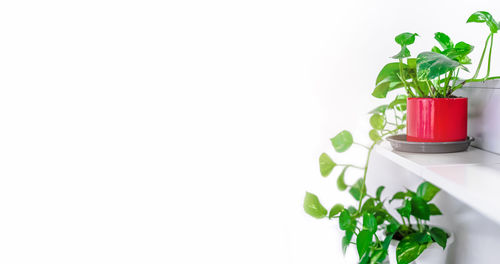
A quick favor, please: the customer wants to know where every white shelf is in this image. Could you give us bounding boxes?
[375,143,500,224]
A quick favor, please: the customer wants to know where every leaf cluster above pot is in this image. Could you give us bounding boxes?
[372,11,500,99]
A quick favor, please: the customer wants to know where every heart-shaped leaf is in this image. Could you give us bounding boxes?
[329,203,344,219]
[369,105,388,114]
[417,181,440,202]
[370,114,386,130]
[429,203,442,215]
[369,129,381,142]
[361,198,376,214]
[339,210,355,231]
[342,231,353,255]
[467,11,499,33]
[349,178,367,201]
[330,130,353,153]
[390,191,406,203]
[410,197,430,220]
[395,32,419,45]
[396,236,429,264]
[430,227,448,250]
[376,62,408,84]
[397,199,412,218]
[434,32,454,50]
[337,166,348,191]
[303,192,328,219]
[356,230,373,258]
[362,213,377,233]
[392,46,411,59]
[319,153,336,177]
[417,51,468,81]
[442,41,474,64]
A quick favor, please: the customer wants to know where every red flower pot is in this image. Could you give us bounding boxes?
[406,98,468,142]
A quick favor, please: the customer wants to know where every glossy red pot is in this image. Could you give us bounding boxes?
[406,98,467,142]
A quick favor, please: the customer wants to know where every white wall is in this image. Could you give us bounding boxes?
[1,1,500,263]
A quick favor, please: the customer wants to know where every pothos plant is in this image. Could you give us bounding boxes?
[304,116,445,264]
[303,10,499,264]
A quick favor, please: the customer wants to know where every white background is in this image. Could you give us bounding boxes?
[0,1,499,263]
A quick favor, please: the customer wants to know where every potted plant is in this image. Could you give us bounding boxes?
[305,181,450,264]
[304,11,499,264]
[372,11,500,142]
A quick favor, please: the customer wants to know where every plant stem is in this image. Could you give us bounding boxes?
[443,71,452,96]
[398,58,415,97]
[426,80,435,98]
[473,33,492,79]
[486,34,494,79]
[451,69,460,92]
[357,143,376,211]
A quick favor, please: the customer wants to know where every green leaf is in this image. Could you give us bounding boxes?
[410,197,430,220]
[413,232,432,244]
[336,166,348,191]
[371,80,404,98]
[387,222,400,234]
[467,11,499,33]
[374,211,386,225]
[363,213,377,233]
[303,192,328,219]
[328,204,344,219]
[392,46,411,59]
[349,178,366,201]
[395,32,419,46]
[342,230,353,255]
[442,41,474,64]
[429,203,443,215]
[369,129,381,142]
[434,32,454,50]
[376,62,407,84]
[361,198,376,214]
[369,105,388,114]
[347,206,357,215]
[319,153,336,177]
[396,237,428,264]
[389,191,406,203]
[397,199,412,218]
[356,230,373,258]
[376,186,385,200]
[417,51,468,81]
[407,58,417,69]
[330,130,353,153]
[405,189,417,198]
[416,182,440,202]
[339,210,354,231]
[370,114,386,130]
[431,46,442,53]
[388,98,407,110]
[430,227,448,250]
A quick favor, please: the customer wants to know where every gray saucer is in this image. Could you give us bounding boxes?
[386,135,474,153]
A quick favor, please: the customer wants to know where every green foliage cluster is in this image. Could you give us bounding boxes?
[305,114,446,263]
[372,11,500,99]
